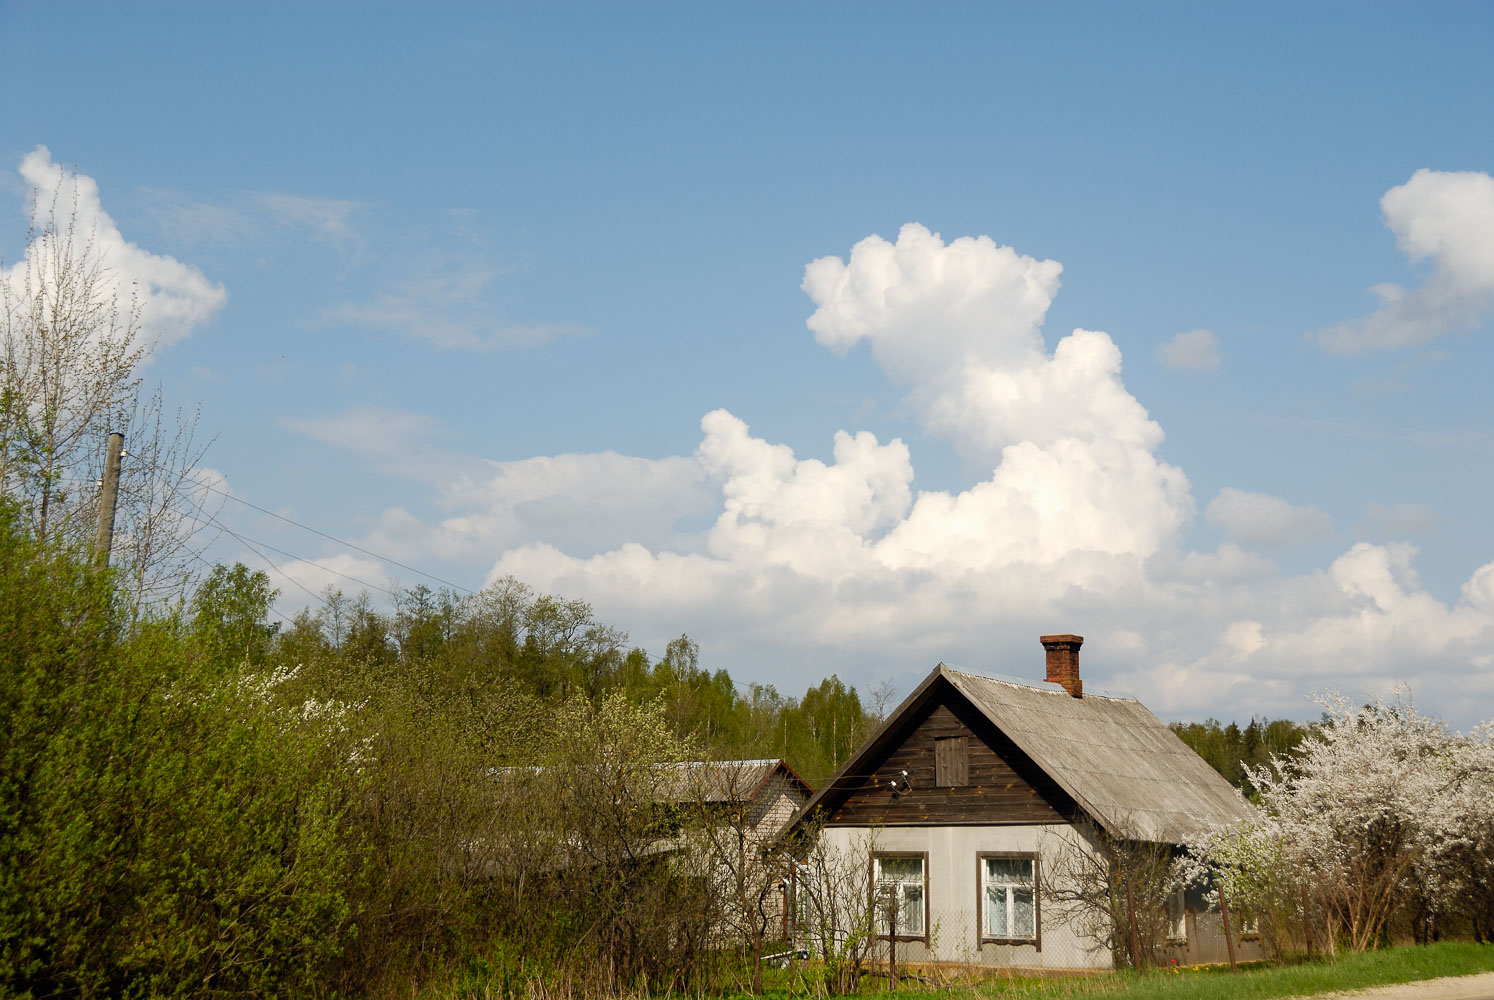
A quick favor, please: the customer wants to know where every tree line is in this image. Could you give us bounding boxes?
[0,506,887,997]
[1169,716,1311,797]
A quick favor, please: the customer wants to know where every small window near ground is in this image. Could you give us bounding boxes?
[873,854,926,937]
[982,856,1037,941]
[934,736,969,786]
[1166,887,1187,943]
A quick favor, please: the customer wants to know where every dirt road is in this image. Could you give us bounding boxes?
[1302,972,1494,1000]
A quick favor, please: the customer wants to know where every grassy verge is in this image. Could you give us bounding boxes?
[417,942,1494,999]
[932,941,1494,1000]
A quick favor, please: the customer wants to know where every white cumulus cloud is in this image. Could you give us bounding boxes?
[1317,169,1494,355]
[5,147,227,354]
[259,553,392,614]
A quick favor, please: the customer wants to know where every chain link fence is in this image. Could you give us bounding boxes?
[787,902,1264,978]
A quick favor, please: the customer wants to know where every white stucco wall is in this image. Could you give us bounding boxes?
[816,823,1114,971]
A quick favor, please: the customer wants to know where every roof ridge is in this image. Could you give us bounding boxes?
[941,663,1138,702]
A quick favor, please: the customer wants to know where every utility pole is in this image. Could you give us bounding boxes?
[93,432,124,567]
[1126,872,1143,969]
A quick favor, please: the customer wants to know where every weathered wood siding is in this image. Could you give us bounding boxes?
[822,691,1075,826]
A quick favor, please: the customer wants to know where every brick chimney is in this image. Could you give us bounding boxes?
[1040,634,1084,698]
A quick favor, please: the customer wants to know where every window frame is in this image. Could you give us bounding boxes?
[1166,886,1188,944]
[977,851,1041,950]
[869,851,930,943]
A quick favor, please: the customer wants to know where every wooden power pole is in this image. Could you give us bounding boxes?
[1126,873,1143,969]
[1220,893,1238,971]
[93,432,124,567]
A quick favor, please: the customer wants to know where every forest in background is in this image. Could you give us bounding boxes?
[1169,718,1310,797]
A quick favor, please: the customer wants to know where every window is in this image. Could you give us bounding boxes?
[1166,887,1187,943]
[1239,913,1260,939]
[982,856,1037,941]
[873,854,926,937]
[934,736,969,786]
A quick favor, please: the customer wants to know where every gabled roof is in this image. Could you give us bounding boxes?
[656,758,813,804]
[495,758,811,806]
[797,664,1254,844]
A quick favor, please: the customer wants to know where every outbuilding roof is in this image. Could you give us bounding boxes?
[656,758,812,804]
[798,663,1254,844]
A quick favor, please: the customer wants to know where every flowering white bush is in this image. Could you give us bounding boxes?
[1188,690,1494,952]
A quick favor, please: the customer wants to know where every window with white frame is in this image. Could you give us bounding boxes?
[873,854,925,937]
[1166,887,1187,943]
[982,856,1037,941]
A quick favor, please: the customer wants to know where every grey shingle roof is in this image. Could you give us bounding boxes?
[939,667,1255,843]
[796,664,1254,844]
[655,759,812,803]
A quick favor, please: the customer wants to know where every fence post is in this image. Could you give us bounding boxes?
[1220,893,1238,971]
[1301,883,1316,958]
[1125,873,1143,970]
[888,889,898,990]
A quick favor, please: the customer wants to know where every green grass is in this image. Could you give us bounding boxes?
[936,941,1494,1000]
[421,941,1494,1000]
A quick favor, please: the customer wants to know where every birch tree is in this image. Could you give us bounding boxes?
[1,182,143,542]
[2,164,214,612]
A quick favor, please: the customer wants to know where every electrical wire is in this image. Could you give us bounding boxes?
[200,508,400,600]
[189,478,475,595]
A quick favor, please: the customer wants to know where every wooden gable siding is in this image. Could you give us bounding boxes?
[822,687,1075,827]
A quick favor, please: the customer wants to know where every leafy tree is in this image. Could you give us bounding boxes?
[0,513,357,997]
[1170,716,1309,796]
[1,166,212,615]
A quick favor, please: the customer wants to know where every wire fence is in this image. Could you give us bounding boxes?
[789,903,1267,978]
[868,903,1110,974]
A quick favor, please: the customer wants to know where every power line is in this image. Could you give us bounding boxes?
[163,466,687,667]
[191,502,401,601]
[189,479,475,595]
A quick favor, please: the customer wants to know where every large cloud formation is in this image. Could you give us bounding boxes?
[1317,169,1494,355]
[449,221,1491,723]
[284,190,1493,725]
[5,147,227,354]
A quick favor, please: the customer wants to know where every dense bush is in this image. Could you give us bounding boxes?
[0,506,358,997]
[0,500,883,997]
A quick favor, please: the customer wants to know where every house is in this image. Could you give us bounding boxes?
[494,756,811,852]
[657,758,813,844]
[787,634,1261,971]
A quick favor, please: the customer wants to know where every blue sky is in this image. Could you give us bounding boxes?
[4,2,1493,726]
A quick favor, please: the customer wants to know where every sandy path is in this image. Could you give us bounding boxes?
[1297,972,1494,1000]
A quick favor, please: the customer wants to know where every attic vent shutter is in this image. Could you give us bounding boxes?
[934,736,969,787]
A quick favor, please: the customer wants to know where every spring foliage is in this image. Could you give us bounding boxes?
[0,498,881,997]
[1185,693,1494,953]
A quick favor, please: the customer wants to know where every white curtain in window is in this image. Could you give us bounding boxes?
[983,857,1035,939]
[875,857,925,936]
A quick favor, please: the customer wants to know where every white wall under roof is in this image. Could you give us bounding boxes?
[818,822,1114,970]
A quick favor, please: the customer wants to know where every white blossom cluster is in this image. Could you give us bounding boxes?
[1185,692,1494,952]
[237,662,374,767]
